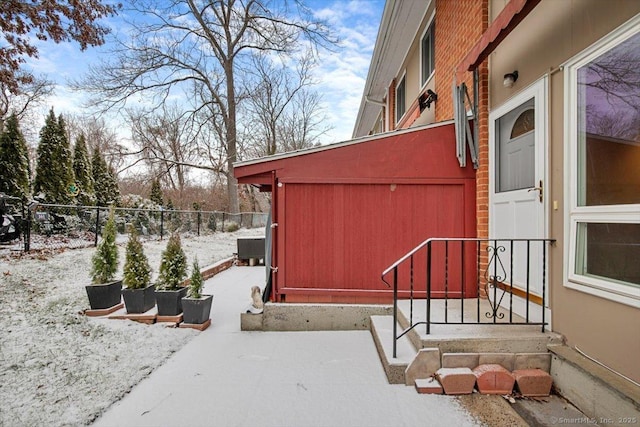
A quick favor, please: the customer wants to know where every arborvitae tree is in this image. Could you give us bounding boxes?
[91,147,107,205]
[156,232,187,290]
[90,206,118,283]
[92,147,120,206]
[0,113,30,198]
[105,164,120,206]
[33,108,74,204]
[123,224,151,290]
[149,178,163,206]
[33,108,57,200]
[188,258,203,299]
[56,114,74,199]
[72,134,95,206]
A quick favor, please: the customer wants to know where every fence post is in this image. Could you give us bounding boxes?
[94,207,100,247]
[23,199,31,252]
[160,209,164,240]
[222,212,226,232]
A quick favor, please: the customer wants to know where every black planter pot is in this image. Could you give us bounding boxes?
[85,280,122,310]
[122,285,156,314]
[182,295,213,324]
[155,287,188,316]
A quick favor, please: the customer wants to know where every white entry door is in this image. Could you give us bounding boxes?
[489,78,548,320]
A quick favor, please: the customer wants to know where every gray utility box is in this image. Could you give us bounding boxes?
[237,237,265,261]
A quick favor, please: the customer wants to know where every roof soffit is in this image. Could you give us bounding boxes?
[353,0,430,137]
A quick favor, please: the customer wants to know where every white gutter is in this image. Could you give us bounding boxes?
[352,0,397,138]
[365,96,386,106]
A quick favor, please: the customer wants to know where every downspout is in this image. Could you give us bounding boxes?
[270,170,278,302]
[473,67,480,168]
[365,96,386,133]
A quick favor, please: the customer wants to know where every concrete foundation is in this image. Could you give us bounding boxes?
[259,303,392,331]
[240,312,263,331]
[549,345,640,423]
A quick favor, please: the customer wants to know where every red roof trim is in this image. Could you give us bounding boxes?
[456,0,541,77]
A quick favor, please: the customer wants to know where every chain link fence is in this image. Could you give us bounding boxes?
[0,198,268,254]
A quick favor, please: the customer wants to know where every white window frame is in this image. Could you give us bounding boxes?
[396,72,406,124]
[420,12,436,89]
[563,14,640,308]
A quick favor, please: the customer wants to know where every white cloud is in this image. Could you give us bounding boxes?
[24,1,383,149]
[311,0,383,143]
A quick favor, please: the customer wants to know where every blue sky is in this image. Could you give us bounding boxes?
[25,0,385,146]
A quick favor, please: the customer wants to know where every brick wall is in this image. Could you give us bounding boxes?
[434,0,489,296]
[434,0,487,121]
[434,0,489,247]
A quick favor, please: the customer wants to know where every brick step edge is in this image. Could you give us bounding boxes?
[415,377,443,394]
[179,319,212,331]
[422,366,553,397]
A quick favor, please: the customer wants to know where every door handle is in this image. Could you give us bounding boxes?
[528,180,543,203]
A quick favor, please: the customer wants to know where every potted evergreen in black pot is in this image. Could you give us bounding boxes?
[155,232,188,316]
[121,225,155,313]
[182,258,213,328]
[86,207,122,311]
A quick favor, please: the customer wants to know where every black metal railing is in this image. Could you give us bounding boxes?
[381,238,556,358]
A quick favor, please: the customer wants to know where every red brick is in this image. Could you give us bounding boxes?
[513,369,553,397]
[436,367,476,395]
[435,0,487,122]
[473,364,515,395]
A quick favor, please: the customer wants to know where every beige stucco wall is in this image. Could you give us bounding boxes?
[489,0,640,383]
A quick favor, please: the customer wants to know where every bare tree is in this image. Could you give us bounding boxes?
[74,0,336,213]
[243,51,317,157]
[0,75,55,133]
[278,88,329,152]
[128,105,200,192]
[64,114,127,173]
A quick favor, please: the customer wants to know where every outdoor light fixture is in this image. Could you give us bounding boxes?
[420,89,438,111]
[503,70,519,88]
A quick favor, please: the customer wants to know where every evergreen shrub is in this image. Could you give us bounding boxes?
[156,232,187,290]
[188,258,204,299]
[90,206,118,283]
[122,224,151,289]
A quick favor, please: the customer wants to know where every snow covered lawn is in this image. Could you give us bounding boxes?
[0,228,262,427]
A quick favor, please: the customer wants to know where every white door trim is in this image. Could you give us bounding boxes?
[489,77,549,239]
[488,77,550,326]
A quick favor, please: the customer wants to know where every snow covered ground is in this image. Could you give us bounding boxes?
[0,228,263,427]
[92,266,483,427]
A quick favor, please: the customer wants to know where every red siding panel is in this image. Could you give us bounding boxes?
[279,182,477,300]
[235,123,477,303]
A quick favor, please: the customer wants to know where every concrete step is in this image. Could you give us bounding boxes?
[396,299,564,353]
[372,312,561,386]
[370,315,417,384]
[396,311,563,353]
[418,327,563,353]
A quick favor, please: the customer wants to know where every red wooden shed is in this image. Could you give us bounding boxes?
[234,121,477,303]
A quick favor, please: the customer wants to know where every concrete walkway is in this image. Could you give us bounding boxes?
[92,266,481,427]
